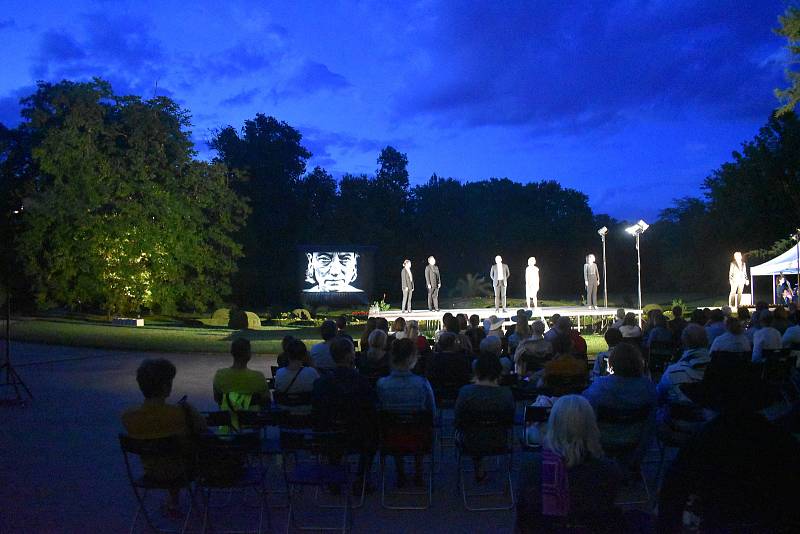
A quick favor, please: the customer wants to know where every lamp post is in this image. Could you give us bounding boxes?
[597,226,608,308]
[625,219,649,326]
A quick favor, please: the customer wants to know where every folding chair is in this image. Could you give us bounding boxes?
[455,413,515,511]
[595,404,653,506]
[647,341,675,378]
[655,401,708,489]
[378,410,435,510]
[521,404,551,451]
[118,434,194,534]
[195,433,270,534]
[280,428,352,532]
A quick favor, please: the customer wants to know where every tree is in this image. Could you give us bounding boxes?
[776,6,800,115]
[211,114,311,305]
[10,79,247,315]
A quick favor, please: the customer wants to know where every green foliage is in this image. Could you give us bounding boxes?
[291,308,312,320]
[669,299,688,318]
[776,7,800,115]
[209,308,231,326]
[371,299,391,312]
[642,303,663,314]
[228,309,261,330]
[8,80,247,315]
[747,237,795,265]
[450,273,492,298]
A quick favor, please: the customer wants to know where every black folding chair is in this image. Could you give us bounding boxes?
[521,404,551,451]
[377,411,435,510]
[118,434,194,534]
[647,341,676,377]
[455,413,515,511]
[195,433,270,534]
[595,404,653,505]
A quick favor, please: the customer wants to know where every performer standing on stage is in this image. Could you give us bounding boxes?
[401,259,414,313]
[490,255,510,313]
[728,251,749,308]
[525,257,540,309]
[425,256,441,312]
[583,254,600,310]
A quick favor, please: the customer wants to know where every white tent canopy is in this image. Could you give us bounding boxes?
[750,243,800,276]
[748,243,800,304]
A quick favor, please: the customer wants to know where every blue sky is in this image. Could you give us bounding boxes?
[0,0,791,220]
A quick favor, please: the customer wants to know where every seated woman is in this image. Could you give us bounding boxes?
[121,358,208,517]
[454,353,515,482]
[390,317,407,340]
[356,329,391,384]
[405,319,430,354]
[516,395,624,533]
[514,321,553,379]
[213,338,269,413]
[376,338,435,487]
[274,339,320,414]
[618,312,642,339]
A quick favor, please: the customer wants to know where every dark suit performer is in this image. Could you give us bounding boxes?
[490,255,510,313]
[401,259,414,313]
[583,254,600,310]
[425,256,442,311]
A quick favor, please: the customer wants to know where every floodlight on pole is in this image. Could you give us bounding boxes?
[597,226,608,308]
[625,220,649,325]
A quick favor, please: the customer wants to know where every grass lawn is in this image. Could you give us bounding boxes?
[6,317,322,354]
[6,316,612,357]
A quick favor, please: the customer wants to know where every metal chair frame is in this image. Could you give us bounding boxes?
[455,416,515,511]
[595,405,653,506]
[377,411,435,510]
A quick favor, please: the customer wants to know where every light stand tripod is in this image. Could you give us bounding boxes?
[1,259,33,406]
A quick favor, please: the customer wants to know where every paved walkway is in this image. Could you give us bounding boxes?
[1,342,519,533]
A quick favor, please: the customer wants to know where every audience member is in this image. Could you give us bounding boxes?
[516,395,624,532]
[478,335,513,374]
[359,317,378,355]
[212,338,269,410]
[543,314,562,342]
[658,359,800,532]
[508,309,532,353]
[558,316,587,357]
[312,337,378,492]
[454,353,515,482]
[657,324,710,408]
[336,315,353,343]
[427,332,473,392]
[376,338,435,487]
[781,316,800,348]
[457,313,469,334]
[591,328,622,380]
[737,306,751,328]
[466,314,486,351]
[618,312,642,339]
[276,334,296,368]
[514,322,554,378]
[611,308,626,329]
[582,343,656,412]
[356,329,391,381]
[405,319,429,353]
[122,358,208,515]
[483,315,505,339]
[772,305,790,334]
[274,339,319,414]
[751,310,782,362]
[645,312,672,348]
[708,317,750,353]
[310,320,338,370]
[704,309,726,346]
[689,308,706,326]
[391,317,407,340]
[668,306,688,340]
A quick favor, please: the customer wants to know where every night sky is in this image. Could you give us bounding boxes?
[0,0,789,220]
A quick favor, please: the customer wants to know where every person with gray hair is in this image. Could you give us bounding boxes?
[515,395,624,531]
[709,317,751,353]
[513,322,553,378]
[478,335,513,374]
[751,310,782,362]
[656,324,711,406]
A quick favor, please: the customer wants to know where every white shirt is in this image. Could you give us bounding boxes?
[619,325,642,338]
[752,327,782,362]
[709,332,751,353]
[496,262,504,280]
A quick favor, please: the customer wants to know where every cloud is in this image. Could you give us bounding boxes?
[301,126,414,169]
[219,88,261,106]
[0,18,16,31]
[280,60,350,96]
[188,43,275,80]
[395,0,787,132]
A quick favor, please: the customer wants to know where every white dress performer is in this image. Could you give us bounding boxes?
[525,257,540,309]
[401,259,414,313]
[583,254,600,310]
[490,255,510,313]
[728,251,749,308]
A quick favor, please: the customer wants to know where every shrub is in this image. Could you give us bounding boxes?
[643,303,663,315]
[291,308,313,320]
[209,308,231,327]
[228,309,261,330]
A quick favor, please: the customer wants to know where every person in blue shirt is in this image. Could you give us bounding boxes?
[583,343,657,411]
[704,309,726,348]
[377,338,435,487]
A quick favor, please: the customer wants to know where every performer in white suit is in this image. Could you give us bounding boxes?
[525,257,540,309]
[584,254,600,310]
[728,251,749,308]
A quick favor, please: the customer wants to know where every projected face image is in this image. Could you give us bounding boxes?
[304,252,363,293]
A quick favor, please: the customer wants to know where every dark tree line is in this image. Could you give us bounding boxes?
[2,79,800,314]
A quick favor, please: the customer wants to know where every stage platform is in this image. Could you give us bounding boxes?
[372,306,642,329]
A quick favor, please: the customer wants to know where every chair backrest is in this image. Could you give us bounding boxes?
[118,434,191,488]
[119,433,184,457]
[524,404,552,424]
[760,350,796,384]
[204,410,233,428]
[457,411,514,455]
[378,410,434,455]
[279,427,346,455]
[273,390,313,408]
[619,337,642,348]
[710,350,751,365]
[595,404,652,456]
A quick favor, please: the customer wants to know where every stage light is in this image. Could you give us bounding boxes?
[625,219,649,236]
[626,219,649,324]
[597,226,609,307]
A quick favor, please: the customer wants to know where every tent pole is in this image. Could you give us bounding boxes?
[773,274,776,305]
